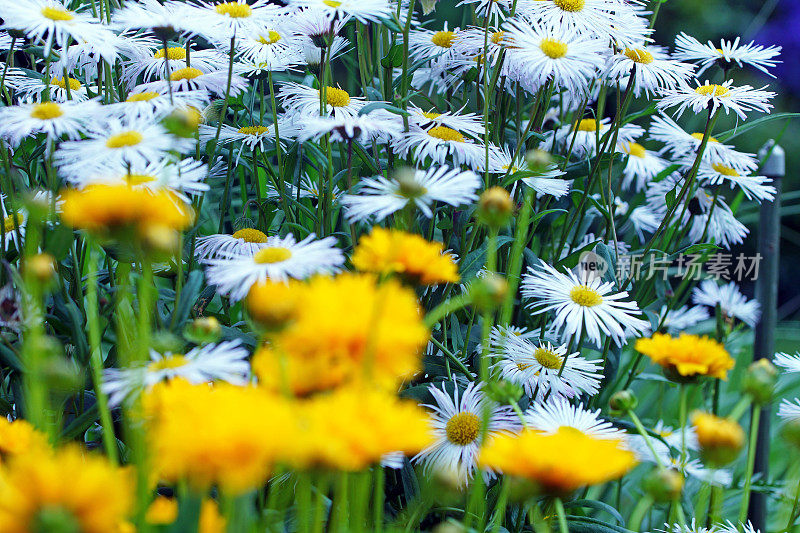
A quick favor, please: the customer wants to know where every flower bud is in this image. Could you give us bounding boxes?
[246,280,301,331]
[476,187,513,228]
[26,253,56,286]
[485,380,524,404]
[642,467,684,502]
[184,317,222,344]
[692,411,744,467]
[743,358,778,405]
[781,419,800,450]
[525,149,553,172]
[609,389,638,414]
[468,273,508,312]
[163,107,202,137]
[395,168,425,200]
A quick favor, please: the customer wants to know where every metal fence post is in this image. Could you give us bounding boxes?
[749,140,784,530]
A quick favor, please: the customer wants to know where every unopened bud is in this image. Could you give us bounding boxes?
[395,168,425,200]
[163,107,202,137]
[184,317,222,344]
[485,380,524,404]
[642,467,684,502]
[743,359,778,405]
[609,389,638,414]
[477,187,513,228]
[468,273,508,312]
[525,149,553,172]
[26,253,56,285]
[692,411,744,467]
[781,419,800,450]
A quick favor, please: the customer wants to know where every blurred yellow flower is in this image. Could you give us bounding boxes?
[246,279,301,329]
[60,184,194,239]
[479,428,637,495]
[0,444,134,533]
[252,273,428,395]
[0,419,48,461]
[635,333,734,380]
[145,496,225,533]
[351,228,459,285]
[692,411,745,466]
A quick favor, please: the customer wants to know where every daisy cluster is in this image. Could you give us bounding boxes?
[0,0,794,531]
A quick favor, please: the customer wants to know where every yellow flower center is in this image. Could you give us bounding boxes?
[569,285,603,307]
[624,142,647,158]
[534,347,563,369]
[325,86,351,107]
[124,174,157,186]
[41,6,74,20]
[431,31,457,48]
[253,247,292,264]
[170,67,204,81]
[105,131,144,149]
[126,91,160,102]
[154,47,187,60]
[52,77,82,91]
[712,163,739,176]
[427,125,464,142]
[30,102,63,120]
[257,31,282,44]
[214,1,252,17]
[2,214,23,233]
[624,48,654,64]
[577,118,598,132]
[540,38,568,59]
[237,126,270,136]
[695,84,730,97]
[148,355,188,372]
[445,412,480,445]
[232,228,269,243]
[491,31,505,45]
[323,0,342,6]
[422,111,442,119]
[552,0,585,11]
[690,132,719,143]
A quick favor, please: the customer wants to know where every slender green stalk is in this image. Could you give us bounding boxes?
[738,408,761,523]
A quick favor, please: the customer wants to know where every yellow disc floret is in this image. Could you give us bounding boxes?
[569,285,603,307]
[534,347,563,369]
[214,1,253,17]
[325,86,351,108]
[712,163,739,176]
[253,247,292,264]
[695,84,731,97]
[237,126,270,136]
[258,31,282,44]
[623,142,647,158]
[30,102,63,120]
[427,125,465,142]
[52,77,82,91]
[232,228,269,243]
[445,412,481,445]
[154,47,187,60]
[170,67,204,81]
[41,6,74,20]
[577,118,598,132]
[552,0,585,11]
[540,38,568,59]
[105,130,143,149]
[126,91,161,102]
[624,48,654,64]
[431,31,457,48]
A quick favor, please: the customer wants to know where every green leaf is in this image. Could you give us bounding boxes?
[564,500,624,525]
[380,43,404,68]
[716,112,800,142]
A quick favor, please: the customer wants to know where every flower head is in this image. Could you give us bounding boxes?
[635,333,734,381]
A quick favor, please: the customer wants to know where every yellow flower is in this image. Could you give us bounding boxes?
[143,380,297,494]
[635,333,734,381]
[246,279,301,329]
[145,496,225,533]
[252,273,429,395]
[0,445,134,533]
[60,185,194,239]
[292,386,434,471]
[0,419,48,461]
[692,411,745,466]
[479,428,637,495]
[351,228,459,285]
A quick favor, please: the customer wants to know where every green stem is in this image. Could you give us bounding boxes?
[738,408,761,523]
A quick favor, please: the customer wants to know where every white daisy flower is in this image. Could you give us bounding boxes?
[503,18,607,96]
[525,399,628,440]
[773,352,800,373]
[452,26,510,66]
[648,114,758,172]
[691,279,761,327]
[298,35,350,66]
[101,340,251,407]
[1,195,26,250]
[139,65,249,98]
[413,382,519,483]
[489,150,572,198]
[617,141,669,192]
[409,26,465,64]
[199,122,289,164]
[490,333,603,400]
[696,161,775,203]
[106,86,209,120]
[0,0,114,55]
[203,233,344,301]
[112,0,198,36]
[6,72,89,103]
[521,260,649,347]
[657,304,710,334]
[393,125,495,169]
[605,45,695,97]
[407,104,486,138]
[195,227,273,262]
[232,28,306,69]
[674,32,781,77]
[190,0,281,39]
[778,398,800,421]
[279,82,366,118]
[0,100,96,146]
[286,5,346,44]
[658,80,775,121]
[288,0,394,24]
[55,117,194,178]
[297,112,403,144]
[622,204,660,242]
[652,421,699,452]
[342,165,480,222]
[716,521,760,533]
[70,158,211,200]
[546,117,643,158]
[120,43,228,87]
